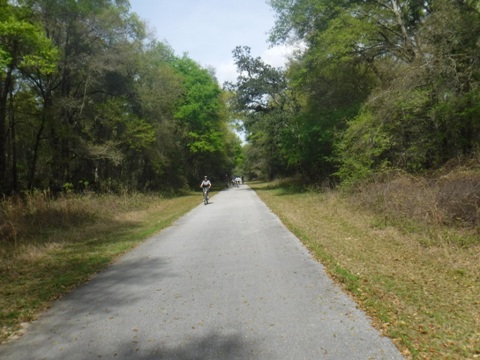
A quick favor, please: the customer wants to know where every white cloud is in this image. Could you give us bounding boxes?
[262,45,292,68]
[216,61,237,86]
[263,42,306,68]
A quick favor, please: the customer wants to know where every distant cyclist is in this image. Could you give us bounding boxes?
[200,176,212,199]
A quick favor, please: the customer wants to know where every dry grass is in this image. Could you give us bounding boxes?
[353,170,480,234]
[0,191,202,343]
[1,175,478,358]
[252,176,480,360]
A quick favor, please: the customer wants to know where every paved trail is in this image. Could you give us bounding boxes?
[0,185,404,359]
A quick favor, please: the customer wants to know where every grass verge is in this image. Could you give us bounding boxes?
[0,190,207,343]
[251,181,479,360]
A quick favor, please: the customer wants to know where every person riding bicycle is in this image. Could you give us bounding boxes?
[200,176,212,199]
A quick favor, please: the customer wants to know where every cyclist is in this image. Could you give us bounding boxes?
[200,176,212,199]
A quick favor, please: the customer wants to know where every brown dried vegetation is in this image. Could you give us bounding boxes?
[0,191,201,343]
[253,161,480,360]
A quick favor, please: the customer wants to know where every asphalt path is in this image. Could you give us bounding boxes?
[0,185,404,359]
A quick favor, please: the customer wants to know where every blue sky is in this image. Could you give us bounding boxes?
[128,0,293,85]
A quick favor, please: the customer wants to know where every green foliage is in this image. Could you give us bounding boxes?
[174,57,222,131]
[268,0,336,44]
[225,46,295,180]
[171,56,234,183]
[335,110,392,183]
[308,10,376,65]
[0,2,61,193]
[260,0,480,185]
[91,98,155,151]
[0,1,238,194]
[62,182,74,193]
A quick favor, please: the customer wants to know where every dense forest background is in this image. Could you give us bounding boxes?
[228,0,480,185]
[1,0,479,195]
[0,0,242,194]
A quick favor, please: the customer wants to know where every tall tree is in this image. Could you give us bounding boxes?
[0,1,58,193]
[173,55,231,184]
[225,46,296,180]
[336,0,480,180]
[0,1,240,194]
[264,0,480,183]
[17,0,146,190]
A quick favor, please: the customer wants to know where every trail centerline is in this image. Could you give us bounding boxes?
[0,185,403,359]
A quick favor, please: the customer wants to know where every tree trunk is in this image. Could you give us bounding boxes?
[0,67,13,194]
[28,97,50,190]
[9,88,18,193]
[389,0,416,62]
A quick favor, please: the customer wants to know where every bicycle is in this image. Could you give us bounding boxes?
[202,187,209,205]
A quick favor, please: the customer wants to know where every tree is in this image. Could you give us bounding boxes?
[0,1,242,194]
[336,0,480,179]
[15,0,148,191]
[0,1,58,193]
[172,55,233,184]
[265,0,480,183]
[225,46,296,180]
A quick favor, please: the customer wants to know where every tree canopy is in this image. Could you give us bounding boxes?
[3,0,479,193]
[227,0,480,184]
[0,0,241,194]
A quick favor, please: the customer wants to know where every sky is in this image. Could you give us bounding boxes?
[128,0,294,85]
